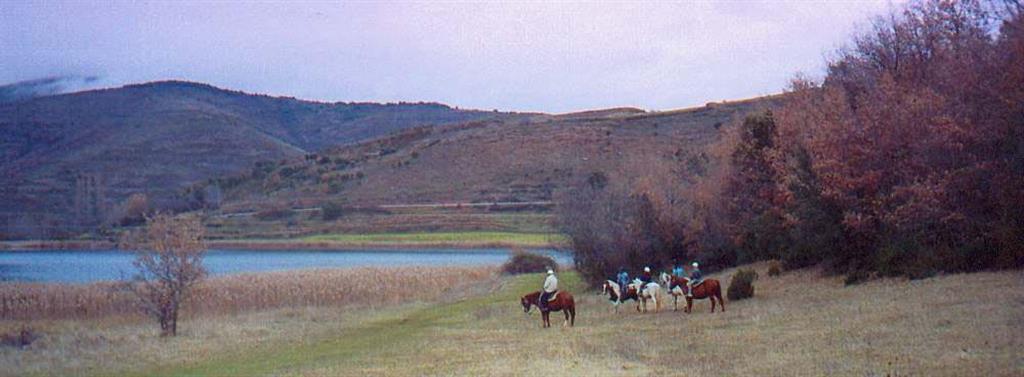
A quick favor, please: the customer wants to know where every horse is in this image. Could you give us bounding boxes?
[659,272,686,311]
[521,290,576,328]
[659,272,724,313]
[629,279,661,313]
[601,280,639,313]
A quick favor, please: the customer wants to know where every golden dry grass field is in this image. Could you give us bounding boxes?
[1,263,1021,376]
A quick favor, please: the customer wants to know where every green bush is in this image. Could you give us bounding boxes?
[501,249,557,275]
[727,268,758,301]
[767,261,783,277]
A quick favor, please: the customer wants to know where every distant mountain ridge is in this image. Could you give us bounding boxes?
[0,80,528,238]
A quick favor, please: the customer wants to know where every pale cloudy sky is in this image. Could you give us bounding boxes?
[1,1,900,113]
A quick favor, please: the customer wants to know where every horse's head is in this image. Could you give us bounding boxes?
[520,295,532,313]
[659,272,670,286]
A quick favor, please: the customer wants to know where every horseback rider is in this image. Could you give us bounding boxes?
[637,266,653,295]
[686,262,703,298]
[540,269,558,311]
[616,267,630,296]
[639,266,653,284]
[670,259,685,289]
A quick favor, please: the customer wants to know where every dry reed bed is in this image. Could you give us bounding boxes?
[0,266,496,320]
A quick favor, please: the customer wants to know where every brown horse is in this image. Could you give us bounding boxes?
[660,272,724,313]
[521,291,576,328]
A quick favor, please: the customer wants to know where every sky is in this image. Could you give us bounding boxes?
[1,1,901,113]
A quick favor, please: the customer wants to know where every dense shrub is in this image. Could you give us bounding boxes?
[113,193,150,226]
[767,261,783,277]
[727,268,758,301]
[321,201,346,221]
[501,249,558,275]
[556,166,692,286]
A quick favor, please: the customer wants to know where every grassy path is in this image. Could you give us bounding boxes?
[136,272,582,377]
[126,266,1024,376]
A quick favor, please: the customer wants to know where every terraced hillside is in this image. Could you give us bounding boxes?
[0,81,529,238]
[204,96,780,236]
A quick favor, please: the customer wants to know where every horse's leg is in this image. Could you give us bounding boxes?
[710,292,716,313]
[717,288,725,312]
[570,306,576,326]
[563,309,570,327]
[673,294,678,312]
[542,311,550,328]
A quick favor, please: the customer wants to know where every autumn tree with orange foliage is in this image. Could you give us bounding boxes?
[773,0,1024,276]
[560,0,1022,282]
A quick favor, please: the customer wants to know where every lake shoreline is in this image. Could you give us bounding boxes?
[0,239,560,252]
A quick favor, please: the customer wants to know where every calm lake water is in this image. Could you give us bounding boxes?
[0,249,571,284]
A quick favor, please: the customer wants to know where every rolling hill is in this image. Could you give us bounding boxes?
[0,81,526,239]
[203,96,781,238]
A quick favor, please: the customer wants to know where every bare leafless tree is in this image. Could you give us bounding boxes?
[119,213,206,336]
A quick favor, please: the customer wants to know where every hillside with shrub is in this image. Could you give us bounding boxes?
[204,96,778,216]
[0,81,529,239]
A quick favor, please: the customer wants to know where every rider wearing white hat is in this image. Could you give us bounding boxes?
[634,266,653,296]
[540,269,558,310]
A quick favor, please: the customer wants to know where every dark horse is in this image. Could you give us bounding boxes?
[521,291,576,328]
[662,274,725,313]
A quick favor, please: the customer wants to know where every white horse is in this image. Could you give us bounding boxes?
[660,272,687,311]
[629,278,661,313]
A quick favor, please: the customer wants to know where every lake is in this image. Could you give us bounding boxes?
[0,248,571,284]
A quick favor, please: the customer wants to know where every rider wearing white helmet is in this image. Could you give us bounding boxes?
[540,269,558,311]
[686,262,703,298]
[639,266,653,284]
[636,266,654,296]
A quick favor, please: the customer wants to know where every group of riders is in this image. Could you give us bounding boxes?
[617,260,703,298]
[537,259,703,311]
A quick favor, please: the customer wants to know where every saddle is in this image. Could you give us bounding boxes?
[546,291,560,302]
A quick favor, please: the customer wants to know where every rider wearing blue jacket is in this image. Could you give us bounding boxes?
[686,262,703,297]
[616,267,630,294]
[671,260,685,289]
